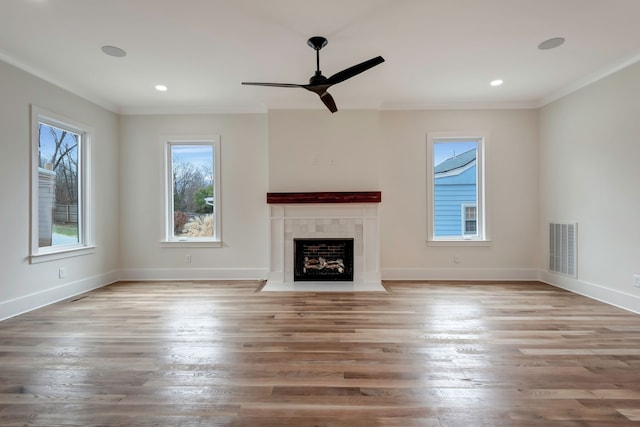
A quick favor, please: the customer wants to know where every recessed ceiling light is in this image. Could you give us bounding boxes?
[538,37,565,50]
[155,84,168,92]
[490,79,503,87]
[101,45,126,57]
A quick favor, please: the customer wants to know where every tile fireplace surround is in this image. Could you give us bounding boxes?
[265,192,383,292]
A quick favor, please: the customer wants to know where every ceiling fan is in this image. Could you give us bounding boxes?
[242,36,384,113]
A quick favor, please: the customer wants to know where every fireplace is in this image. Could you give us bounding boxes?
[294,238,354,281]
[266,192,382,290]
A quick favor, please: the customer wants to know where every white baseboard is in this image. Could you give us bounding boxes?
[540,271,640,314]
[382,268,540,281]
[0,270,119,321]
[119,268,268,282]
[383,268,640,314]
[5,268,637,321]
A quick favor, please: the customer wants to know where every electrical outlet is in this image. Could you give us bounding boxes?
[185,254,191,264]
[633,274,640,288]
[58,268,65,279]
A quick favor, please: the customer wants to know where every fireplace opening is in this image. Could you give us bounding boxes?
[294,238,354,282]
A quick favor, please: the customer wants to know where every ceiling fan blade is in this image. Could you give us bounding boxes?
[241,82,302,88]
[326,56,385,85]
[319,92,338,113]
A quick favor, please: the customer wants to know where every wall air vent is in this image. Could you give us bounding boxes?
[549,222,577,277]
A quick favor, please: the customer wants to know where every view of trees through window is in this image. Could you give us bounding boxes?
[38,122,80,247]
[171,144,214,238]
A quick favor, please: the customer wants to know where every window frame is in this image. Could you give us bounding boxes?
[427,132,489,246]
[30,105,95,263]
[163,136,222,247]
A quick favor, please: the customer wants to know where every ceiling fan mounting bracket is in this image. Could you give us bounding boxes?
[307,36,328,51]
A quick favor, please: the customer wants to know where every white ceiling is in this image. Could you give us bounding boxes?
[2,0,639,114]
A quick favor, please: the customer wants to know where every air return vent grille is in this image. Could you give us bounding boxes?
[549,222,577,277]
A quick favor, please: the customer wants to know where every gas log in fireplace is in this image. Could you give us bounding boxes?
[294,238,354,282]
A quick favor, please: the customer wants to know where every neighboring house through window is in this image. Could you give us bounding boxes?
[30,106,94,263]
[427,133,487,243]
[164,137,221,246]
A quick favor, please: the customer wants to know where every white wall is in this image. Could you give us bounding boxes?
[266,107,541,281]
[0,60,120,320]
[379,109,540,280]
[4,52,640,318]
[539,62,640,312]
[268,110,381,191]
[118,114,269,280]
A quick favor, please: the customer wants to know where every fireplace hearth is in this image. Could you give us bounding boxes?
[294,238,354,281]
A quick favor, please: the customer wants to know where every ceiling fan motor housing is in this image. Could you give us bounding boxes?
[309,72,328,85]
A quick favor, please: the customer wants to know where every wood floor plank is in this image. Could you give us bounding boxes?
[1,280,640,425]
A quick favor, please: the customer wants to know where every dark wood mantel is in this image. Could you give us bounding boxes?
[267,191,381,204]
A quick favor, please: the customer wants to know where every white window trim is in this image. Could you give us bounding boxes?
[30,105,95,263]
[427,131,490,246]
[162,136,222,246]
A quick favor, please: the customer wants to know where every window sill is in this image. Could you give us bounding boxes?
[161,240,223,248]
[30,245,96,264]
[427,239,492,247]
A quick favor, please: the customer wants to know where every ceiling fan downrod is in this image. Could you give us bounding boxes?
[307,36,328,76]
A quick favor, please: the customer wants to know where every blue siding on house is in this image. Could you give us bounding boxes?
[434,165,476,236]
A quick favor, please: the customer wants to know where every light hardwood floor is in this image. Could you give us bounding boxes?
[1,280,640,426]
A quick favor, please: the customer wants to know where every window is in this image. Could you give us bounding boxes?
[31,106,94,262]
[427,133,487,243]
[462,204,477,235]
[164,137,221,245]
